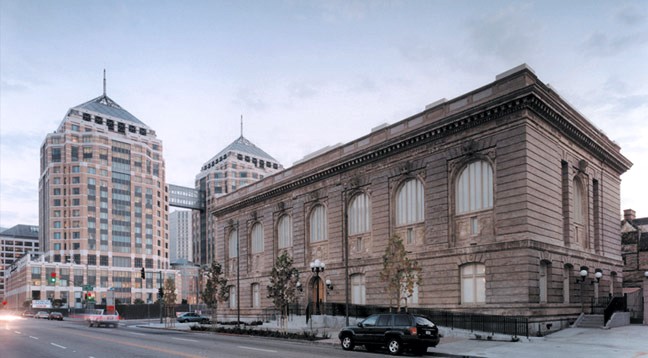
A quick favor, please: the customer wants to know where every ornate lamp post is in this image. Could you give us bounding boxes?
[575,266,589,313]
[310,259,325,315]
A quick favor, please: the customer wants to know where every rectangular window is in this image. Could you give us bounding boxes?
[51,148,62,162]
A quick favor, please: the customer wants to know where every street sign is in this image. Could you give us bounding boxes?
[83,285,94,291]
[32,300,52,309]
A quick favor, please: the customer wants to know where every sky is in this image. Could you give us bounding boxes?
[1,0,647,228]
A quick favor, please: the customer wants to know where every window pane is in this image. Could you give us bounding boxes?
[349,193,370,235]
[396,179,424,226]
[278,215,292,249]
[310,205,327,242]
[457,161,493,214]
[228,230,238,258]
[251,223,263,253]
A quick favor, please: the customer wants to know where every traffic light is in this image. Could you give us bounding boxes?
[140,267,146,280]
[49,272,57,284]
[158,287,164,298]
[2,300,7,307]
[87,292,95,302]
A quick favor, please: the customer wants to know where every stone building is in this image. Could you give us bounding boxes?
[0,225,39,303]
[620,209,648,323]
[170,210,193,262]
[209,64,632,325]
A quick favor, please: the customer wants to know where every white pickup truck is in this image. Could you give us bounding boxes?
[85,309,120,328]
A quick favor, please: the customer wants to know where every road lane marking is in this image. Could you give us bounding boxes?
[238,346,278,353]
[14,331,21,334]
[69,331,200,358]
[51,343,67,349]
[129,332,146,336]
[29,336,39,340]
[172,337,198,342]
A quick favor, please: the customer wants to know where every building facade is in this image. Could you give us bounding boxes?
[32,87,170,305]
[209,65,632,325]
[620,209,648,323]
[4,252,180,309]
[169,210,193,262]
[193,135,284,265]
[0,225,39,302]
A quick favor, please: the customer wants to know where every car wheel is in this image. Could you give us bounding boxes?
[387,338,403,355]
[340,335,355,351]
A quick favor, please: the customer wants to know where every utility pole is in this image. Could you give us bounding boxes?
[159,271,163,323]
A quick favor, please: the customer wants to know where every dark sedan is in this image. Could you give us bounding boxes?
[176,312,210,323]
[48,312,64,321]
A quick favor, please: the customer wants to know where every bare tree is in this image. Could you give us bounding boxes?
[380,234,421,312]
[267,251,300,330]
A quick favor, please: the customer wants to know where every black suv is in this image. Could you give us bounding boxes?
[338,313,440,355]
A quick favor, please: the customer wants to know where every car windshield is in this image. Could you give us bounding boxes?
[415,316,435,326]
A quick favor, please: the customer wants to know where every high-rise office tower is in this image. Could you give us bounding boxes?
[38,84,168,304]
[193,135,283,265]
[169,210,192,262]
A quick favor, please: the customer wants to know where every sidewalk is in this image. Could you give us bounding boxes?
[131,317,648,358]
[431,325,648,358]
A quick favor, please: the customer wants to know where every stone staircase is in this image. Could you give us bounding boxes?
[576,314,604,328]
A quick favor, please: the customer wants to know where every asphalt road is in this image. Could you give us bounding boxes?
[1,317,459,358]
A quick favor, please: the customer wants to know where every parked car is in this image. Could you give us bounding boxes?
[176,312,210,324]
[34,311,50,319]
[338,313,440,356]
[48,312,63,321]
[21,311,34,317]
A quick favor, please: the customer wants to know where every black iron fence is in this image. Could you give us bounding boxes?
[263,302,529,338]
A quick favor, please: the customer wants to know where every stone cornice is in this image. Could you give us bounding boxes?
[212,89,630,217]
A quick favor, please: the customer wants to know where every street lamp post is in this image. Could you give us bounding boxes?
[575,266,589,313]
[310,259,325,315]
[343,184,350,326]
[236,220,240,328]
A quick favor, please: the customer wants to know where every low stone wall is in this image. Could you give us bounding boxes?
[605,312,630,329]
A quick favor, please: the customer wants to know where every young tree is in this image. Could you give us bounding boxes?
[380,234,421,312]
[201,261,228,322]
[266,251,300,330]
[163,277,177,306]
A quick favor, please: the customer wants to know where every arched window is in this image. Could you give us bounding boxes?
[251,283,260,308]
[349,193,370,235]
[228,285,236,309]
[573,177,585,224]
[461,263,486,304]
[404,275,419,306]
[310,205,327,242]
[251,223,263,254]
[277,215,292,249]
[228,229,238,258]
[351,274,366,305]
[396,179,424,226]
[456,160,493,214]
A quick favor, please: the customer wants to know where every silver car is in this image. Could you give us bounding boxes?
[34,311,49,319]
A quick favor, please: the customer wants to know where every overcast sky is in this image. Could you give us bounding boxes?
[1,0,647,228]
